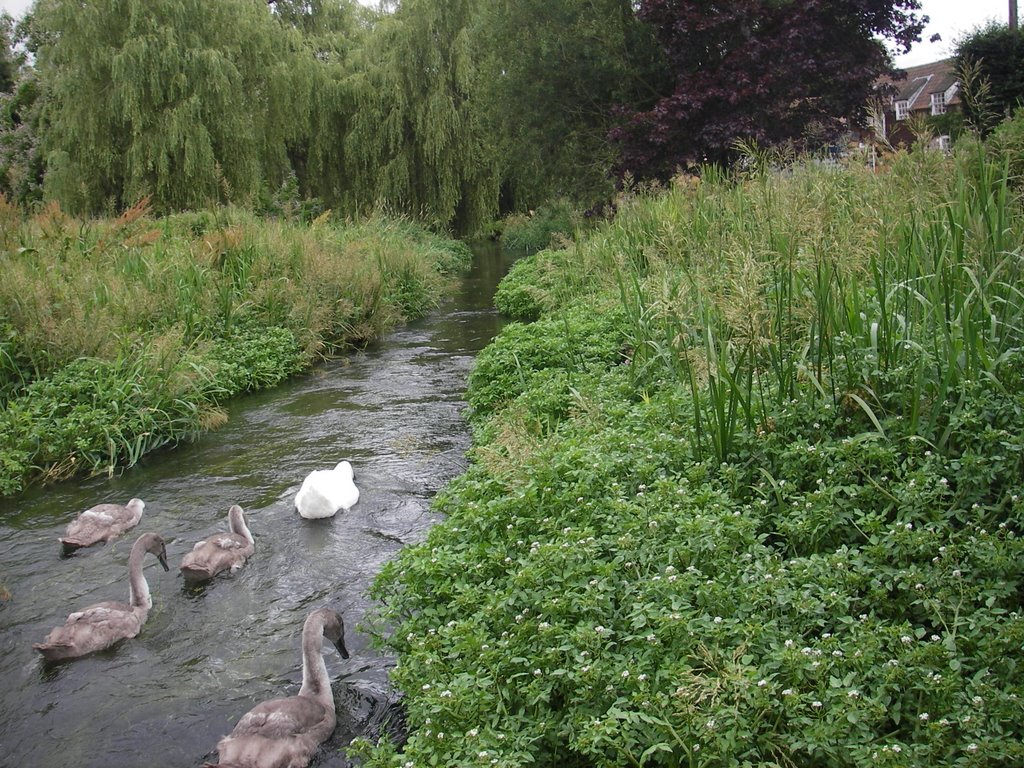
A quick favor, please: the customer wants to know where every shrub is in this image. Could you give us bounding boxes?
[492,247,595,321]
[357,142,1024,768]
[988,108,1024,187]
[0,207,467,494]
[492,251,548,320]
[203,325,304,398]
[467,301,627,420]
[500,199,580,252]
[0,355,204,492]
[362,354,1024,768]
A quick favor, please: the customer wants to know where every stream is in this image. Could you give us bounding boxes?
[0,241,516,767]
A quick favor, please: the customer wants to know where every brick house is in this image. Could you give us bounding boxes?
[871,58,962,149]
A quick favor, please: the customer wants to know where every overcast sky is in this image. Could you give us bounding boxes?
[0,0,1015,68]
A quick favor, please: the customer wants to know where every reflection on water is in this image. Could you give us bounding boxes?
[0,241,518,767]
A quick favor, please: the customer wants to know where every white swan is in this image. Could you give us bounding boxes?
[294,461,359,519]
[205,608,349,768]
[60,497,145,554]
[180,504,255,583]
[34,532,170,662]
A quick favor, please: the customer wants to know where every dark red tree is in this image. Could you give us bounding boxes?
[611,0,926,179]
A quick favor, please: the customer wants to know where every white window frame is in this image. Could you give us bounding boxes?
[895,100,910,121]
[931,92,946,115]
[937,135,952,152]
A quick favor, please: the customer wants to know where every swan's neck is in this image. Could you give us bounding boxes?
[127,543,152,612]
[298,616,334,709]
[229,509,254,545]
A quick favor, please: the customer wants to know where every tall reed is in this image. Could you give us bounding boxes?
[0,203,469,494]
[531,139,1022,463]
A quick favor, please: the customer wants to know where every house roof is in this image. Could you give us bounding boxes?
[882,58,960,110]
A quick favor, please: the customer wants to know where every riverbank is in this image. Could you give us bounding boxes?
[0,202,470,496]
[358,140,1024,766]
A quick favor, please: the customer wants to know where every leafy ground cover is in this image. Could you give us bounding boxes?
[357,136,1024,767]
[0,201,470,495]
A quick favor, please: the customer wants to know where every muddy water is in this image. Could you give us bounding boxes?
[0,242,517,767]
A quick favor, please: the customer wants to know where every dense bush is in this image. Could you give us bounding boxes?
[954,21,1024,136]
[467,301,626,420]
[204,325,305,398]
[988,109,1024,187]
[493,248,588,321]
[356,145,1024,767]
[0,356,200,494]
[0,206,469,495]
[500,200,580,253]
[492,251,548,320]
[361,347,1024,768]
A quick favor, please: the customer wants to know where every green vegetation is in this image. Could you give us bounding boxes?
[5,0,640,229]
[0,201,469,495]
[1,1,934,232]
[989,107,1024,186]
[498,199,581,254]
[356,141,1024,766]
[2,0,1023,760]
[954,21,1024,137]
[35,0,307,212]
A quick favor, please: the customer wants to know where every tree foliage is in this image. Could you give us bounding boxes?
[344,0,500,232]
[33,0,308,213]
[17,0,671,229]
[954,22,1024,135]
[0,13,44,204]
[0,13,18,94]
[283,0,373,207]
[612,0,927,179]
[0,0,947,229]
[472,0,666,210]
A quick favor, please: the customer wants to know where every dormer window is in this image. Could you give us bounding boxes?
[895,100,910,120]
[931,92,946,115]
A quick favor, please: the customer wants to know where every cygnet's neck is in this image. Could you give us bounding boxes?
[298,614,334,710]
[228,506,254,545]
[127,541,152,614]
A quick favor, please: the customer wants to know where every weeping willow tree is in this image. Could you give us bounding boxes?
[34,0,309,213]
[472,0,666,211]
[20,0,666,225]
[277,0,375,205]
[344,0,499,233]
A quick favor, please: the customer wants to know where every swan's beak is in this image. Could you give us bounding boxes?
[335,638,350,659]
[157,549,170,571]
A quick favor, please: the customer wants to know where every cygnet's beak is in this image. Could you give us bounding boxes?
[335,637,350,659]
